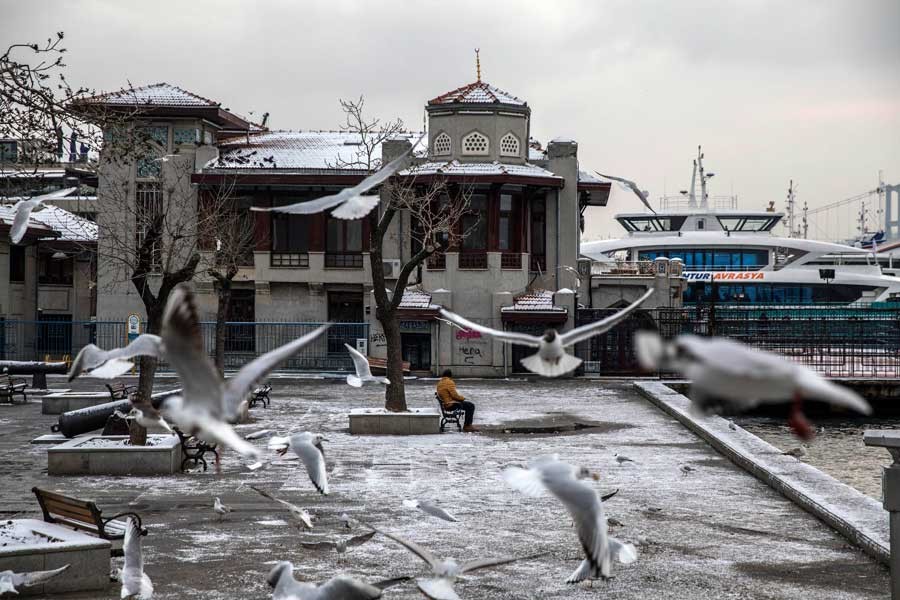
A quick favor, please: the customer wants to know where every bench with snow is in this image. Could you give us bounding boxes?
[31,487,147,557]
[434,393,465,433]
[0,373,28,404]
[248,384,272,409]
[366,357,411,375]
[105,381,136,400]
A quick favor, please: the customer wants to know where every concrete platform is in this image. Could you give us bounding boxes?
[0,519,110,596]
[48,434,182,475]
[348,408,440,435]
[42,392,113,415]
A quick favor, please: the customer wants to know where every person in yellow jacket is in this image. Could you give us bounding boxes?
[436,369,478,432]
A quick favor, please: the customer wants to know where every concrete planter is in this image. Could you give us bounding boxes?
[48,434,182,475]
[0,519,110,596]
[348,408,440,435]
[42,392,113,415]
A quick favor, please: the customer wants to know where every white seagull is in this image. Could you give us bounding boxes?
[8,187,78,244]
[344,343,389,387]
[268,432,329,495]
[403,499,458,523]
[593,173,656,214]
[157,284,331,460]
[251,135,423,220]
[67,334,163,381]
[438,289,653,377]
[300,531,376,559]
[782,446,808,459]
[635,331,872,439]
[0,564,69,595]
[213,497,233,520]
[503,456,637,584]
[120,518,153,599]
[248,485,313,529]
[370,525,543,600]
[679,464,697,477]
[267,561,383,600]
[613,453,636,466]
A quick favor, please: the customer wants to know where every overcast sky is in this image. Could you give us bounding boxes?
[5,0,899,241]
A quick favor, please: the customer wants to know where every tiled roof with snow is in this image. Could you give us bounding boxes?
[501,289,567,313]
[528,147,546,161]
[79,83,220,107]
[30,205,97,242]
[401,160,561,181]
[206,131,423,173]
[399,289,441,310]
[428,81,526,106]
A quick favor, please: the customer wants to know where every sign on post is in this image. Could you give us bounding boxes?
[126,314,141,375]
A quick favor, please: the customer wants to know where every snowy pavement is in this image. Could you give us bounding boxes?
[0,378,889,599]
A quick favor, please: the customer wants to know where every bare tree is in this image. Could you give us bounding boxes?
[336,97,471,412]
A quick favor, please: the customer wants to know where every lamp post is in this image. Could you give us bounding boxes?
[864,430,900,598]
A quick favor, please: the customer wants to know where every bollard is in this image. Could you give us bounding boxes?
[864,430,900,599]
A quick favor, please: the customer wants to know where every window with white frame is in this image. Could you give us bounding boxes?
[499,132,520,157]
[461,131,489,156]
[433,132,451,156]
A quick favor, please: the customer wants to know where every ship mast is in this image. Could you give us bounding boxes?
[786,180,796,238]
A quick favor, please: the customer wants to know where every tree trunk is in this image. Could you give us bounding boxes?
[380,310,407,412]
[214,278,232,375]
[132,304,162,446]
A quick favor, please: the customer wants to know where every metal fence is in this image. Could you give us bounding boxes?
[576,305,900,379]
[0,320,368,372]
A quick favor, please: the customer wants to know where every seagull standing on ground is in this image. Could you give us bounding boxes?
[300,531,376,560]
[251,135,423,220]
[679,464,697,477]
[613,453,636,466]
[344,343,389,387]
[503,456,638,584]
[403,499,458,523]
[268,432,329,495]
[0,565,69,595]
[439,289,653,377]
[213,497,233,520]
[634,331,872,440]
[248,485,313,529]
[782,446,808,459]
[267,561,383,600]
[8,187,78,244]
[120,518,153,599]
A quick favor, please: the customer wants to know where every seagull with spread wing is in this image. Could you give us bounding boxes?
[593,173,656,214]
[156,284,331,461]
[268,432,329,495]
[503,455,637,584]
[0,564,69,595]
[251,135,423,220]
[8,187,78,244]
[67,334,163,381]
[120,518,153,599]
[344,343,389,387]
[267,561,383,600]
[402,499,458,523]
[248,485,313,529]
[634,331,872,439]
[439,289,653,377]
[300,531,376,560]
[371,525,544,600]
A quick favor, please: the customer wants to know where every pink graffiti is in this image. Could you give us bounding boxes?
[455,329,482,341]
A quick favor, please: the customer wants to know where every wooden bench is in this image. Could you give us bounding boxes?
[32,487,147,556]
[248,384,271,409]
[106,381,137,400]
[435,393,465,433]
[0,373,28,404]
[174,428,219,472]
[367,357,411,375]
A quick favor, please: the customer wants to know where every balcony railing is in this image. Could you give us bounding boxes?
[271,252,309,268]
[501,252,522,270]
[458,252,488,270]
[325,252,363,269]
[426,253,446,270]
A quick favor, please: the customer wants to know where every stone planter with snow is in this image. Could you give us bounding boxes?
[0,519,110,596]
[348,408,440,435]
[48,434,182,475]
[42,392,114,415]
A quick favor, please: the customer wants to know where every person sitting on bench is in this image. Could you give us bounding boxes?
[436,369,478,432]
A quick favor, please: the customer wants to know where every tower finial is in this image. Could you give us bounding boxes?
[475,48,481,82]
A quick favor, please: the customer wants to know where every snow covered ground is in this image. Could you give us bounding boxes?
[0,378,888,598]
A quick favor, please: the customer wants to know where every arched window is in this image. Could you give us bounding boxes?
[461,131,489,156]
[499,132,520,157]
[433,132,451,156]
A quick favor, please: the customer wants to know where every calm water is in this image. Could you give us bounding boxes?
[739,417,900,500]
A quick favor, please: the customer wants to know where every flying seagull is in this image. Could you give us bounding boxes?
[300,531,376,559]
[248,485,313,529]
[157,284,331,460]
[370,525,544,600]
[344,343,389,387]
[0,565,69,595]
[213,497,233,520]
[120,518,153,600]
[593,173,656,214]
[267,561,383,600]
[403,499,458,523]
[125,389,174,434]
[634,331,872,439]
[8,187,78,244]
[251,134,423,220]
[67,334,163,381]
[503,456,638,584]
[268,432,329,495]
[438,289,653,377]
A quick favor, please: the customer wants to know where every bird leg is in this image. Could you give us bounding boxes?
[787,393,815,441]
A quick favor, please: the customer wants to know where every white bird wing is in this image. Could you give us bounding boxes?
[223,324,331,417]
[417,578,460,600]
[10,564,70,589]
[292,435,329,495]
[594,172,656,214]
[85,358,136,379]
[795,369,872,414]
[68,334,163,380]
[9,187,77,244]
[248,485,311,527]
[542,469,608,577]
[344,343,373,379]
[123,518,143,575]
[438,309,541,347]
[330,195,380,220]
[502,466,547,497]
[417,501,458,522]
[678,335,791,380]
[370,526,440,570]
[314,576,383,600]
[560,289,654,347]
[186,406,260,459]
[459,554,542,574]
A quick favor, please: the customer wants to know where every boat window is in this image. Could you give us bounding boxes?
[697,219,705,230]
[638,248,768,270]
[682,282,876,304]
[617,216,687,232]
[716,216,780,232]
